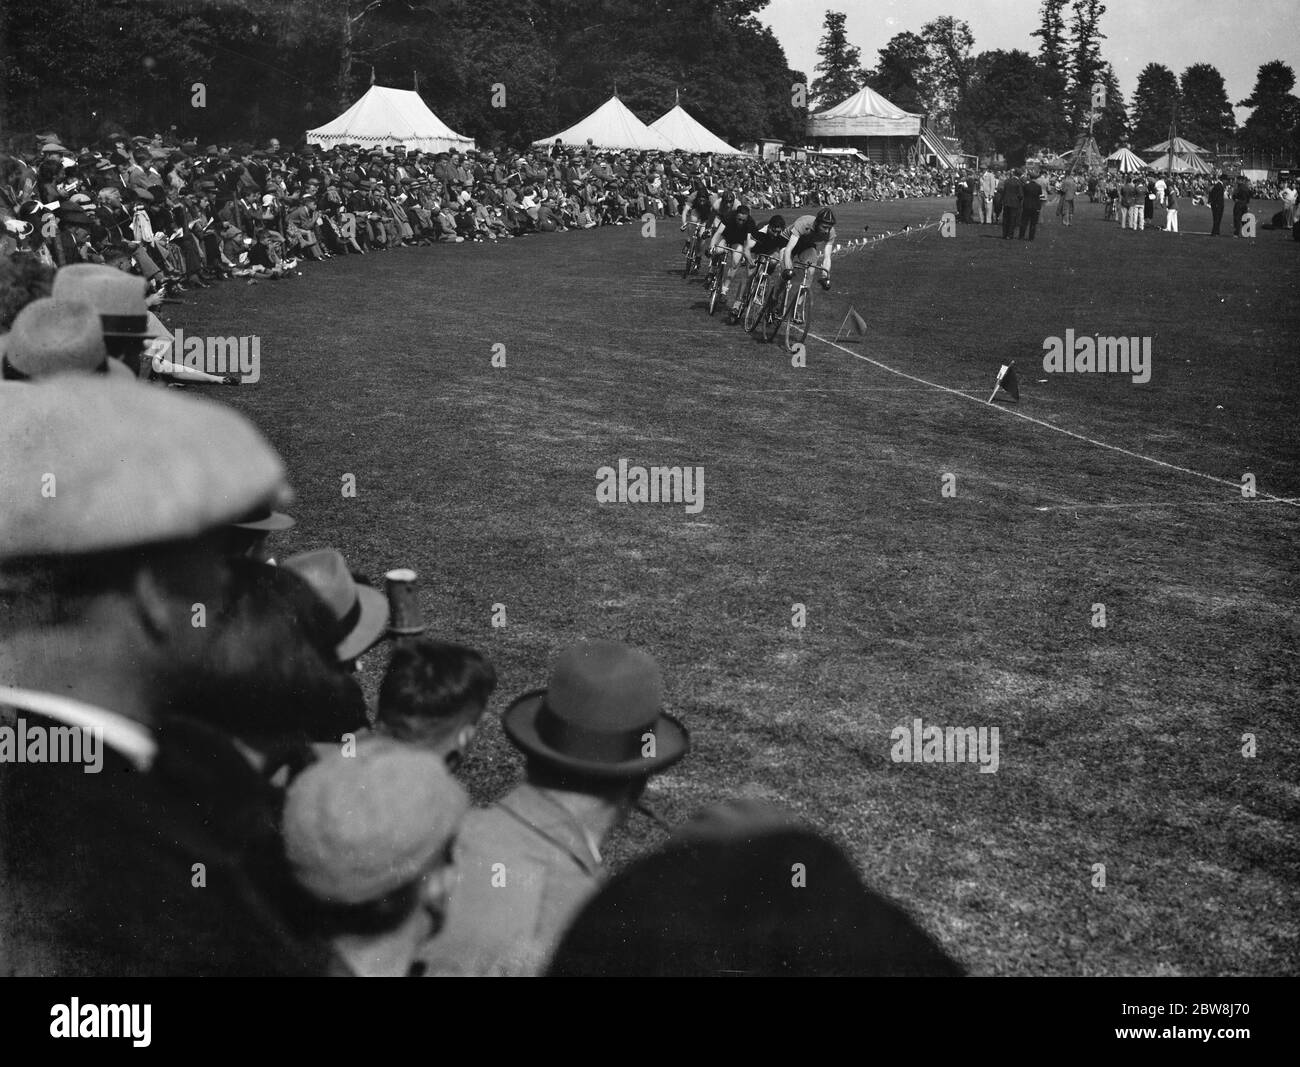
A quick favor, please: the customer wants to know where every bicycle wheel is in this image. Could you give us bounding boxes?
[682,240,697,279]
[761,278,789,343]
[707,259,722,315]
[742,272,766,332]
[783,282,811,351]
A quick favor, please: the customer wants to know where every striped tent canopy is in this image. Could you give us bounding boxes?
[1107,147,1146,173]
[1143,136,1210,156]
[1148,152,1214,174]
[807,85,922,137]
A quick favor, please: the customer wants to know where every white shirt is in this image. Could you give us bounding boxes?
[0,685,156,770]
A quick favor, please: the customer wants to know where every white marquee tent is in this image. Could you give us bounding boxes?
[649,104,741,155]
[306,85,474,153]
[533,96,676,152]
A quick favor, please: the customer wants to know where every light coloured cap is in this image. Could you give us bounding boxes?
[0,298,133,382]
[0,376,290,558]
[284,740,468,905]
[51,264,149,337]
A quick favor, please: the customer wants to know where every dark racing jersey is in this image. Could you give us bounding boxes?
[716,211,759,247]
[750,224,787,257]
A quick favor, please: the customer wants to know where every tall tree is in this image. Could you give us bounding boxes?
[956,49,1055,165]
[862,31,929,115]
[1237,60,1300,157]
[1065,0,1106,134]
[809,10,862,111]
[1090,62,1128,152]
[1177,63,1234,150]
[1031,0,1070,145]
[1130,62,1179,150]
[920,15,975,134]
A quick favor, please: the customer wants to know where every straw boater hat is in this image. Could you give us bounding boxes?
[502,641,689,779]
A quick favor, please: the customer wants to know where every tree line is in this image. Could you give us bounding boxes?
[810,3,1299,165]
[0,0,805,150]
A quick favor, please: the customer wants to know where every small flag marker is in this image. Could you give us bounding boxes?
[987,361,1020,403]
[833,306,868,343]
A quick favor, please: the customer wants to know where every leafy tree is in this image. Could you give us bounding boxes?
[1030,0,1071,145]
[1130,62,1179,150]
[956,49,1055,165]
[1237,60,1300,157]
[1177,63,1234,150]
[920,15,975,134]
[1065,0,1106,133]
[810,11,862,111]
[862,31,929,115]
[1090,62,1128,152]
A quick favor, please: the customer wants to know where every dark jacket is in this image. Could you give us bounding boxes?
[1002,176,1024,209]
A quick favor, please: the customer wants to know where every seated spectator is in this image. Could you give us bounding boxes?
[419,640,689,976]
[281,741,468,976]
[376,638,497,772]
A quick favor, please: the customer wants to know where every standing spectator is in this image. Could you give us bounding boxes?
[1018,171,1044,240]
[419,640,690,977]
[1000,169,1023,239]
[1281,180,1298,232]
[1143,173,1157,228]
[1163,187,1179,232]
[1232,174,1252,237]
[1059,173,1077,227]
[979,166,996,224]
[281,742,468,977]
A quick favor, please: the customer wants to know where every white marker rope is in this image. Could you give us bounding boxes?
[806,330,1300,509]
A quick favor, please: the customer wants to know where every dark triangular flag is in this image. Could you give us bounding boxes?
[988,361,1020,403]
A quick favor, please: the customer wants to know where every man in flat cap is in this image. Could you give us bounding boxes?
[283,741,468,976]
[419,640,689,976]
[0,298,136,382]
[0,377,327,976]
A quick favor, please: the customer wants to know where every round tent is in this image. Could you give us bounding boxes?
[306,85,474,154]
[1107,147,1146,173]
[1143,136,1210,156]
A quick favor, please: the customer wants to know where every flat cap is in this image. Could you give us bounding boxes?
[284,740,468,905]
[0,376,290,558]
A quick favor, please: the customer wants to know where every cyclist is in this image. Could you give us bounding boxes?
[779,206,837,295]
[680,180,716,231]
[725,213,785,325]
[707,202,758,322]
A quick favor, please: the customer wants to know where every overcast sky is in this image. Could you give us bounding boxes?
[757,0,1299,123]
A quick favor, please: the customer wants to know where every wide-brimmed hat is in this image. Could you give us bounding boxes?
[0,298,134,382]
[283,548,389,662]
[502,641,689,779]
[228,502,295,533]
[51,264,150,339]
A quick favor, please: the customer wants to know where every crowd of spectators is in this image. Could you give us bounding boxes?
[0,141,966,974]
[0,131,953,298]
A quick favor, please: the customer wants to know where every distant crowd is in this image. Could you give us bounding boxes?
[0,130,953,297]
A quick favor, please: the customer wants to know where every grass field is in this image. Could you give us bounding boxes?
[168,193,1299,976]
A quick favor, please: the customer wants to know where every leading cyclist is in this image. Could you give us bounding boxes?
[779,206,836,293]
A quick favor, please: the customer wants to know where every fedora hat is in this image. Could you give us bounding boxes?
[502,641,689,779]
[228,502,295,533]
[51,264,149,338]
[0,299,134,382]
[283,548,389,663]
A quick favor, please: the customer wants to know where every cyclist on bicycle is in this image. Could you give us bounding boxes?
[724,213,785,325]
[707,202,758,323]
[779,207,836,293]
[680,180,716,231]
